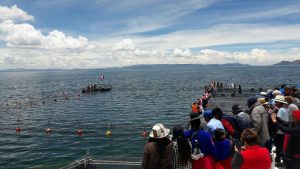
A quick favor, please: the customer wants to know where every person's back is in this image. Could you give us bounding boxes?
[184,113,217,169]
[250,103,270,147]
[172,126,192,169]
[239,145,271,169]
[232,104,252,132]
[142,124,173,169]
[191,103,198,113]
[231,129,271,169]
[206,118,224,135]
[143,141,173,169]
[214,129,232,169]
[236,112,252,130]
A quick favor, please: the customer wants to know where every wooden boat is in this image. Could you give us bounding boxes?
[81,84,112,93]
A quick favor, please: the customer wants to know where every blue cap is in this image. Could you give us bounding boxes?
[204,109,214,119]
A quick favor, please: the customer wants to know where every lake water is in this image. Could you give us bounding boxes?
[0,65,299,169]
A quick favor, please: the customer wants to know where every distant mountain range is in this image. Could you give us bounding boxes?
[274,60,300,65]
[3,61,300,72]
[125,63,250,69]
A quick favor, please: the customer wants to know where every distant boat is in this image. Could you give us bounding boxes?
[81,84,112,93]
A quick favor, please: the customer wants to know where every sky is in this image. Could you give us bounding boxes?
[0,0,300,69]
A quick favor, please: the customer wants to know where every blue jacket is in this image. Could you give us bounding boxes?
[214,139,231,161]
[184,130,216,157]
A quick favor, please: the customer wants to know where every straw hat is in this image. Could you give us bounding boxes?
[258,98,267,104]
[149,123,170,138]
[274,95,287,104]
[272,90,282,96]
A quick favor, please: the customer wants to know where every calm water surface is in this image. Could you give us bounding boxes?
[0,65,299,169]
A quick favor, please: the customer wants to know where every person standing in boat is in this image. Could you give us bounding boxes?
[142,123,173,169]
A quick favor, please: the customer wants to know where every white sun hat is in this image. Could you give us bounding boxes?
[274,95,288,104]
[149,123,170,138]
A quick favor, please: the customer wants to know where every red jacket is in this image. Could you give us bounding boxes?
[240,145,271,169]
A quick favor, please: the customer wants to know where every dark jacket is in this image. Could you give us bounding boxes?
[236,112,252,131]
[276,117,300,159]
[142,142,174,169]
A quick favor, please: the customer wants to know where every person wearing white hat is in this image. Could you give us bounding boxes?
[142,123,173,169]
[273,95,288,165]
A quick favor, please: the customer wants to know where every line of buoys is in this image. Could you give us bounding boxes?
[0,91,83,112]
[12,119,153,139]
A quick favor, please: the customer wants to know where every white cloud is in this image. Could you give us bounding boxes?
[0,5,90,49]
[43,30,89,49]
[0,19,90,49]
[0,20,43,47]
[172,48,192,57]
[113,39,136,51]
[190,48,273,65]
[0,5,34,21]
[125,24,300,52]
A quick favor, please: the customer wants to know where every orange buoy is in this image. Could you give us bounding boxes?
[142,131,148,138]
[77,128,83,135]
[106,130,112,137]
[16,127,21,132]
[46,128,52,133]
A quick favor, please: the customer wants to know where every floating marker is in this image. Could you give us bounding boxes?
[46,119,52,133]
[16,117,21,133]
[16,127,21,132]
[106,130,112,137]
[142,131,148,138]
[142,125,148,138]
[46,128,52,133]
[77,128,83,135]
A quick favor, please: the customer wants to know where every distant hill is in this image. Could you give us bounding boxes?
[125,63,250,69]
[274,60,300,65]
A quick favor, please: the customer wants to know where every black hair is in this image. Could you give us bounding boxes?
[148,137,171,154]
[212,107,223,120]
[247,96,257,108]
[214,128,225,141]
[190,113,201,131]
[232,104,242,114]
[173,125,191,164]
